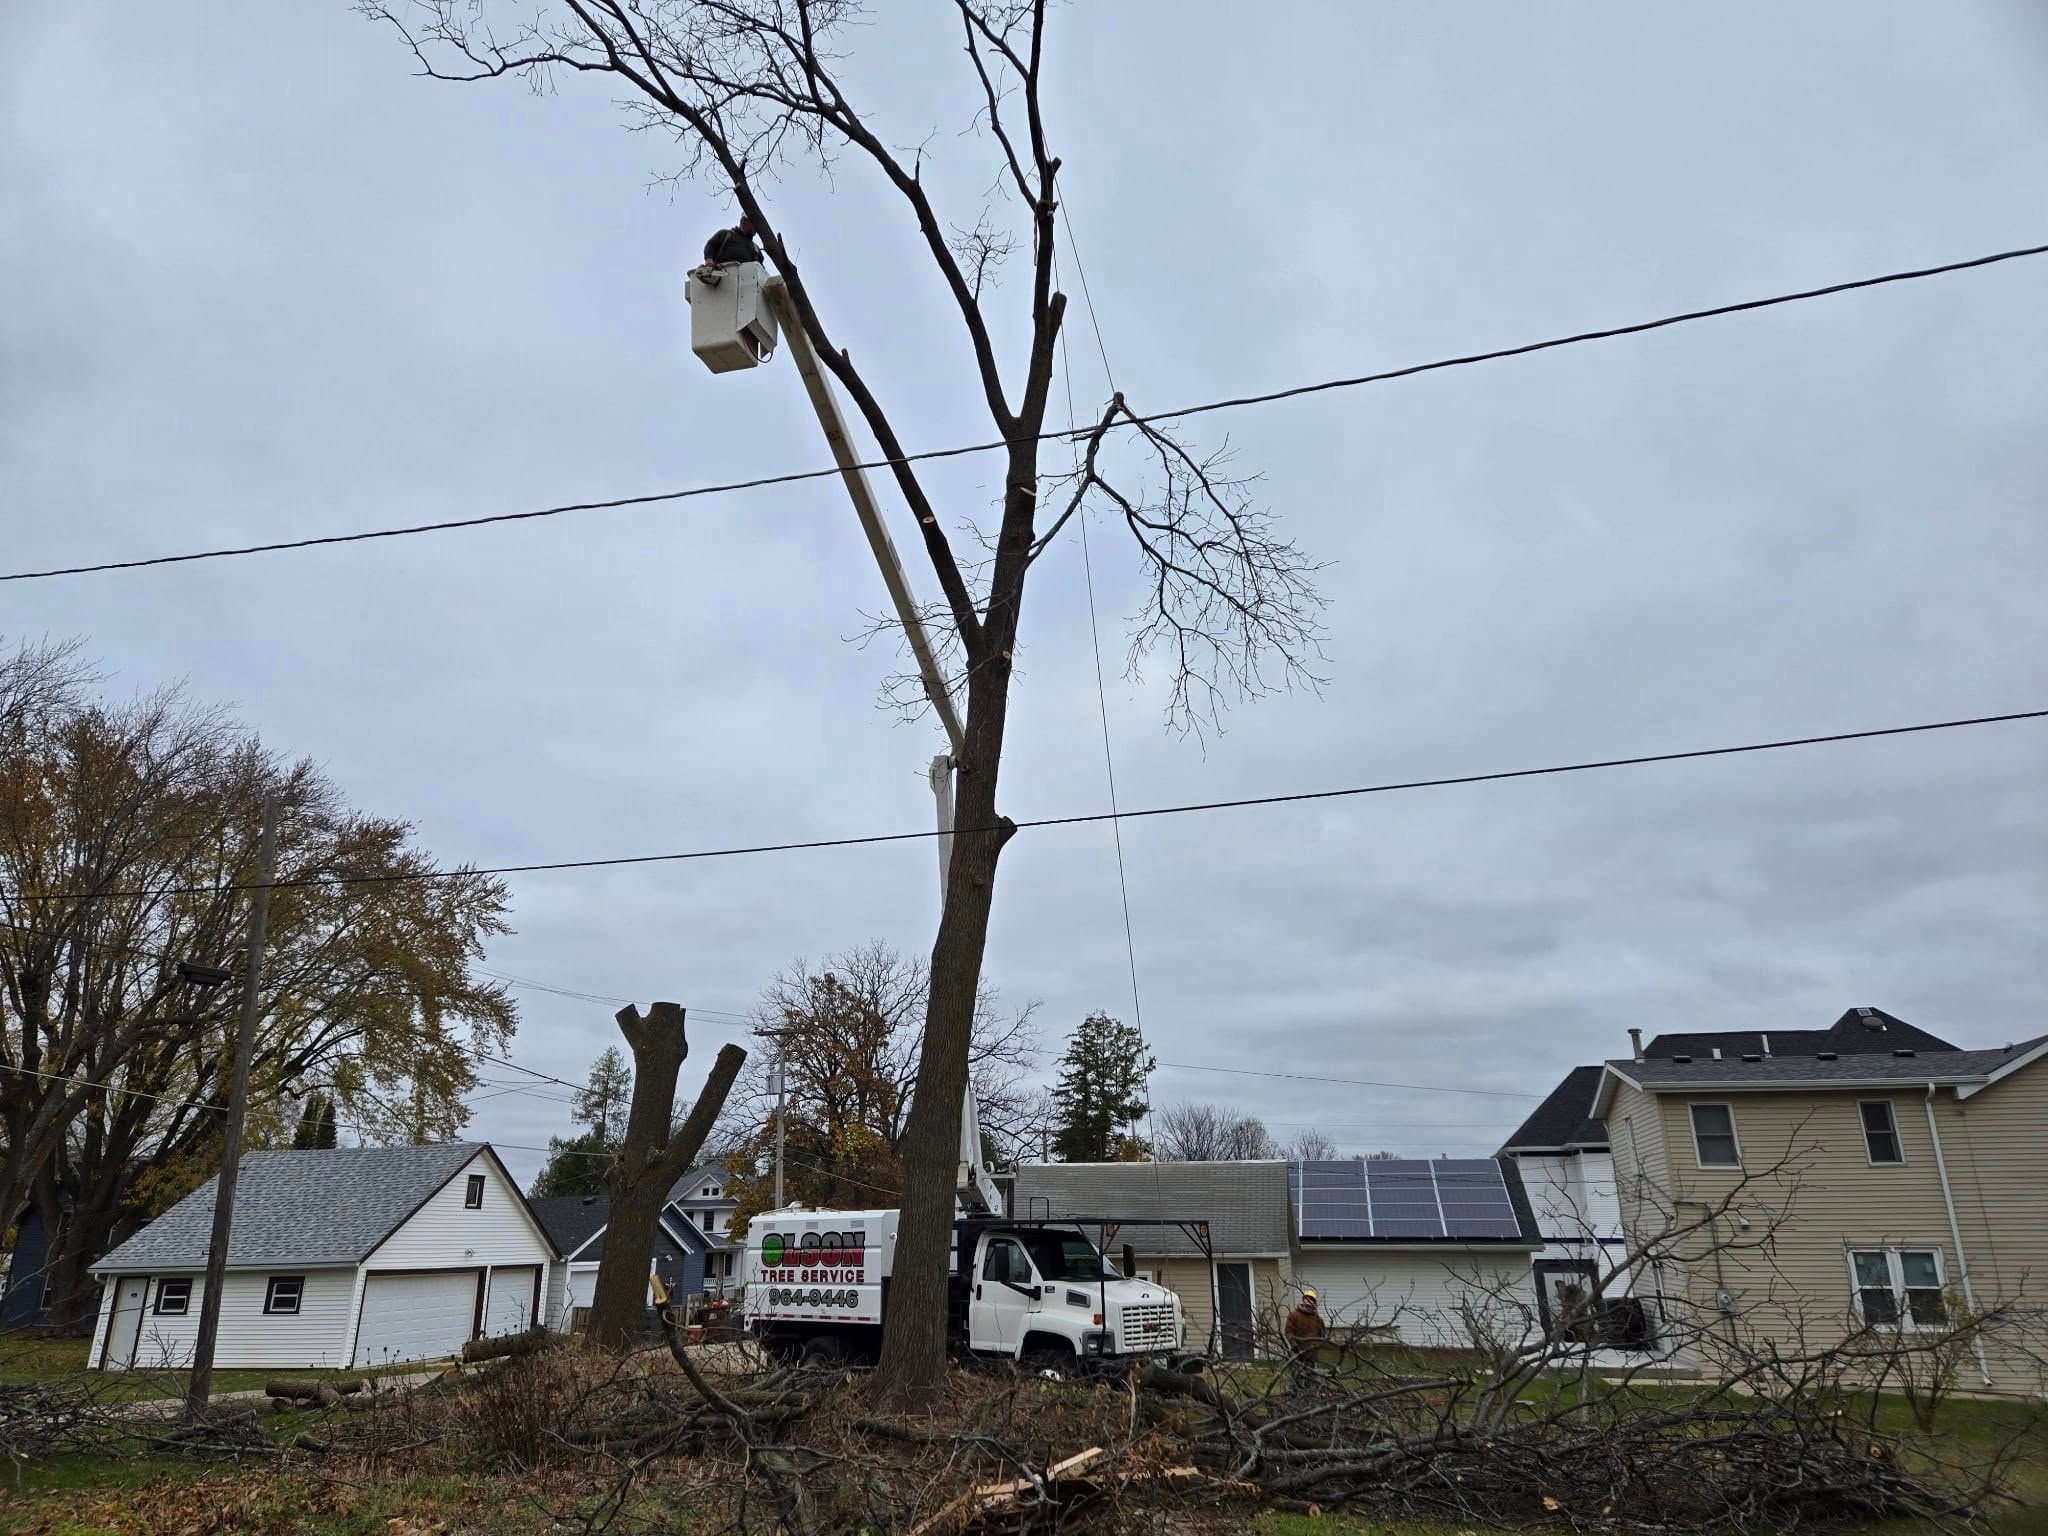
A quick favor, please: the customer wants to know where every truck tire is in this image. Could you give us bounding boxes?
[1020,1335,1075,1379]
[800,1335,846,1368]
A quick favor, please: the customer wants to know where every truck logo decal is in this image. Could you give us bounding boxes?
[759,1229,865,1271]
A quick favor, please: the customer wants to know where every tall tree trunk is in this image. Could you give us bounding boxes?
[586,1002,745,1350]
[870,449,1036,1409]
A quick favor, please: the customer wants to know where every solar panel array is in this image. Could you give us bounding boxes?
[1288,1158,1523,1241]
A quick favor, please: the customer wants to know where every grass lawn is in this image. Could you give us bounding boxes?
[0,1335,416,1403]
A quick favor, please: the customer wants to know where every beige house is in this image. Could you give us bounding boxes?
[1593,1009,2047,1396]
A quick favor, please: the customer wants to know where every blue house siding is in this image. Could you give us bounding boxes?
[2,1207,56,1329]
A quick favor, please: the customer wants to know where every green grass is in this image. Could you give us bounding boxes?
[0,1335,419,1403]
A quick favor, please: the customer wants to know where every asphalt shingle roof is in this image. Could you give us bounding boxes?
[1609,1035,2047,1091]
[531,1195,610,1257]
[94,1143,485,1273]
[1499,1065,1609,1152]
[1011,1161,1292,1257]
[1643,1008,1958,1061]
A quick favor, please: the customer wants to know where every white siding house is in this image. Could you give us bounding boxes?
[1497,1064,1634,1335]
[88,1143,558,1372]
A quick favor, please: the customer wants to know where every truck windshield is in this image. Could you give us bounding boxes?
[1016,1231,1120,1282]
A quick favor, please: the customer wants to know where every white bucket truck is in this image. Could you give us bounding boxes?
[740,1206,1185,1368]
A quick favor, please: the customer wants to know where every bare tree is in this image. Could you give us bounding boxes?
[586,1003,746,1350]
[1280,1127,1341,1162]
[721,942,1037,1226]
[364,0,1324,1406]
[1156,1101,1277,1161]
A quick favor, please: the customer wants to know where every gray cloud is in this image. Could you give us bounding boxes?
[5,1,2043,1180]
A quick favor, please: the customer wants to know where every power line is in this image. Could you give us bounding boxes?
[1154,1062,1537,1099]
[6,240,2041,585]
[9,707,2041,903]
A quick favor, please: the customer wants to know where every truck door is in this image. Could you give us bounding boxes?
[968,1235,1034,1355]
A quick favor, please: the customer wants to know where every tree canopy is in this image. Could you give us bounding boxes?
[721,942,1037,1232]
[1049,1012,1155,1164]
[530,1047,635,1198]
[0,638,517,1325]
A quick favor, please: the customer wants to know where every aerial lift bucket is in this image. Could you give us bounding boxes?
[685,260,779,372]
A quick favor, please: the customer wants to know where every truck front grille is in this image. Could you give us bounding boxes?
[1117,1303,1177,1353]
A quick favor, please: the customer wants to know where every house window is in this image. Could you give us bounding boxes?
[1688,1103,1741,1167]
[1851,1248,1946,1327]
[264,1276,305,1315]
[153,1278,192,1315]
[464,1174,485,1209]
[701,1185,717,1197]
[1859,1101,1903,1165]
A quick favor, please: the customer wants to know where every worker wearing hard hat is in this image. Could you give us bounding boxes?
[1283,1288,1327,1357]
[703,213,764,268]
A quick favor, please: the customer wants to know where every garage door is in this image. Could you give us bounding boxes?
[483,1266,541,1336]
[354,1270,480,1367]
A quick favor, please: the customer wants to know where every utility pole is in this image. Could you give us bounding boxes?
[772,1055,786,1210]
[184,791,280,1422]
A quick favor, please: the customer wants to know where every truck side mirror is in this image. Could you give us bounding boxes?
[1122,1245,1137,1278]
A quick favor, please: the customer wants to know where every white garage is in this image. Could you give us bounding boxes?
[353,1270,482,1367]
[484,1265,543,1336]
[88,1143,561,1373]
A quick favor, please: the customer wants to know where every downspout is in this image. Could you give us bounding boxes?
[1922,1085,1993,1387]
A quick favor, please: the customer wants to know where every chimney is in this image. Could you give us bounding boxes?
[1627,1028,1644,1062]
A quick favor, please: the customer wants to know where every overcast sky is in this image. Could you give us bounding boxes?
[6,3,2045,1185]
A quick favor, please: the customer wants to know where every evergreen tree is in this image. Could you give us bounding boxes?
[290,1094,339,1150]
[1048,1012,1155,1163]
[530,1129,613,1198]
[572,1046,634,1144]
[528,1048,636,1197]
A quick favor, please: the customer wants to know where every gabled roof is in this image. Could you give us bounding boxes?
[1012,1161,1292,1257]
[94,1143,493,1273]
[1594,1034,2048,1112]
[530,1194,699,1264]
[1499,1066,1609,1153]
[1643,1008,1958,1061]
[531,1195,610,1258]
[667,1162,737,1203]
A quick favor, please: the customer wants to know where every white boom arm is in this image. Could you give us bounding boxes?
[752,275,1002,1218]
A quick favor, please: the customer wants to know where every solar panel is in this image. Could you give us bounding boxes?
[1292,1157,1522,1242]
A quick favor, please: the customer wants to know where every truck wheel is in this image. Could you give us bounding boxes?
[800,1336,845,1368]
[1021,1343,1071,1380]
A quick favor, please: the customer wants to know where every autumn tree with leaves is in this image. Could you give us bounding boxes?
[720,941,1037,1231]
[366,1,1324,1405]
[0,641,516,1327]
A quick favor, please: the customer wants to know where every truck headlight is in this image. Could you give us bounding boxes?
[1083,1332,1107,1355]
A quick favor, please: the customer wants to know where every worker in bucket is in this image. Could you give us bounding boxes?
[702,212,763,269]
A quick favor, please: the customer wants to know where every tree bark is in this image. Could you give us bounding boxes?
[585,1002,745,1351]
[869,442,1040,1409]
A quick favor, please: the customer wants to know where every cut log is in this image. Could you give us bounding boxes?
[461,1328,548,1363]
[264,1377,366,1402]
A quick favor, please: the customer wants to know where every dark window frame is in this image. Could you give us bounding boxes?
[153,1277,192,1315]
[464,1173,486,1209]
[1858,1100,1904,1165]
[263,1275,305,1315]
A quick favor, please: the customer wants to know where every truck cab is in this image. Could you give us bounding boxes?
[957,1220,1183,1365]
